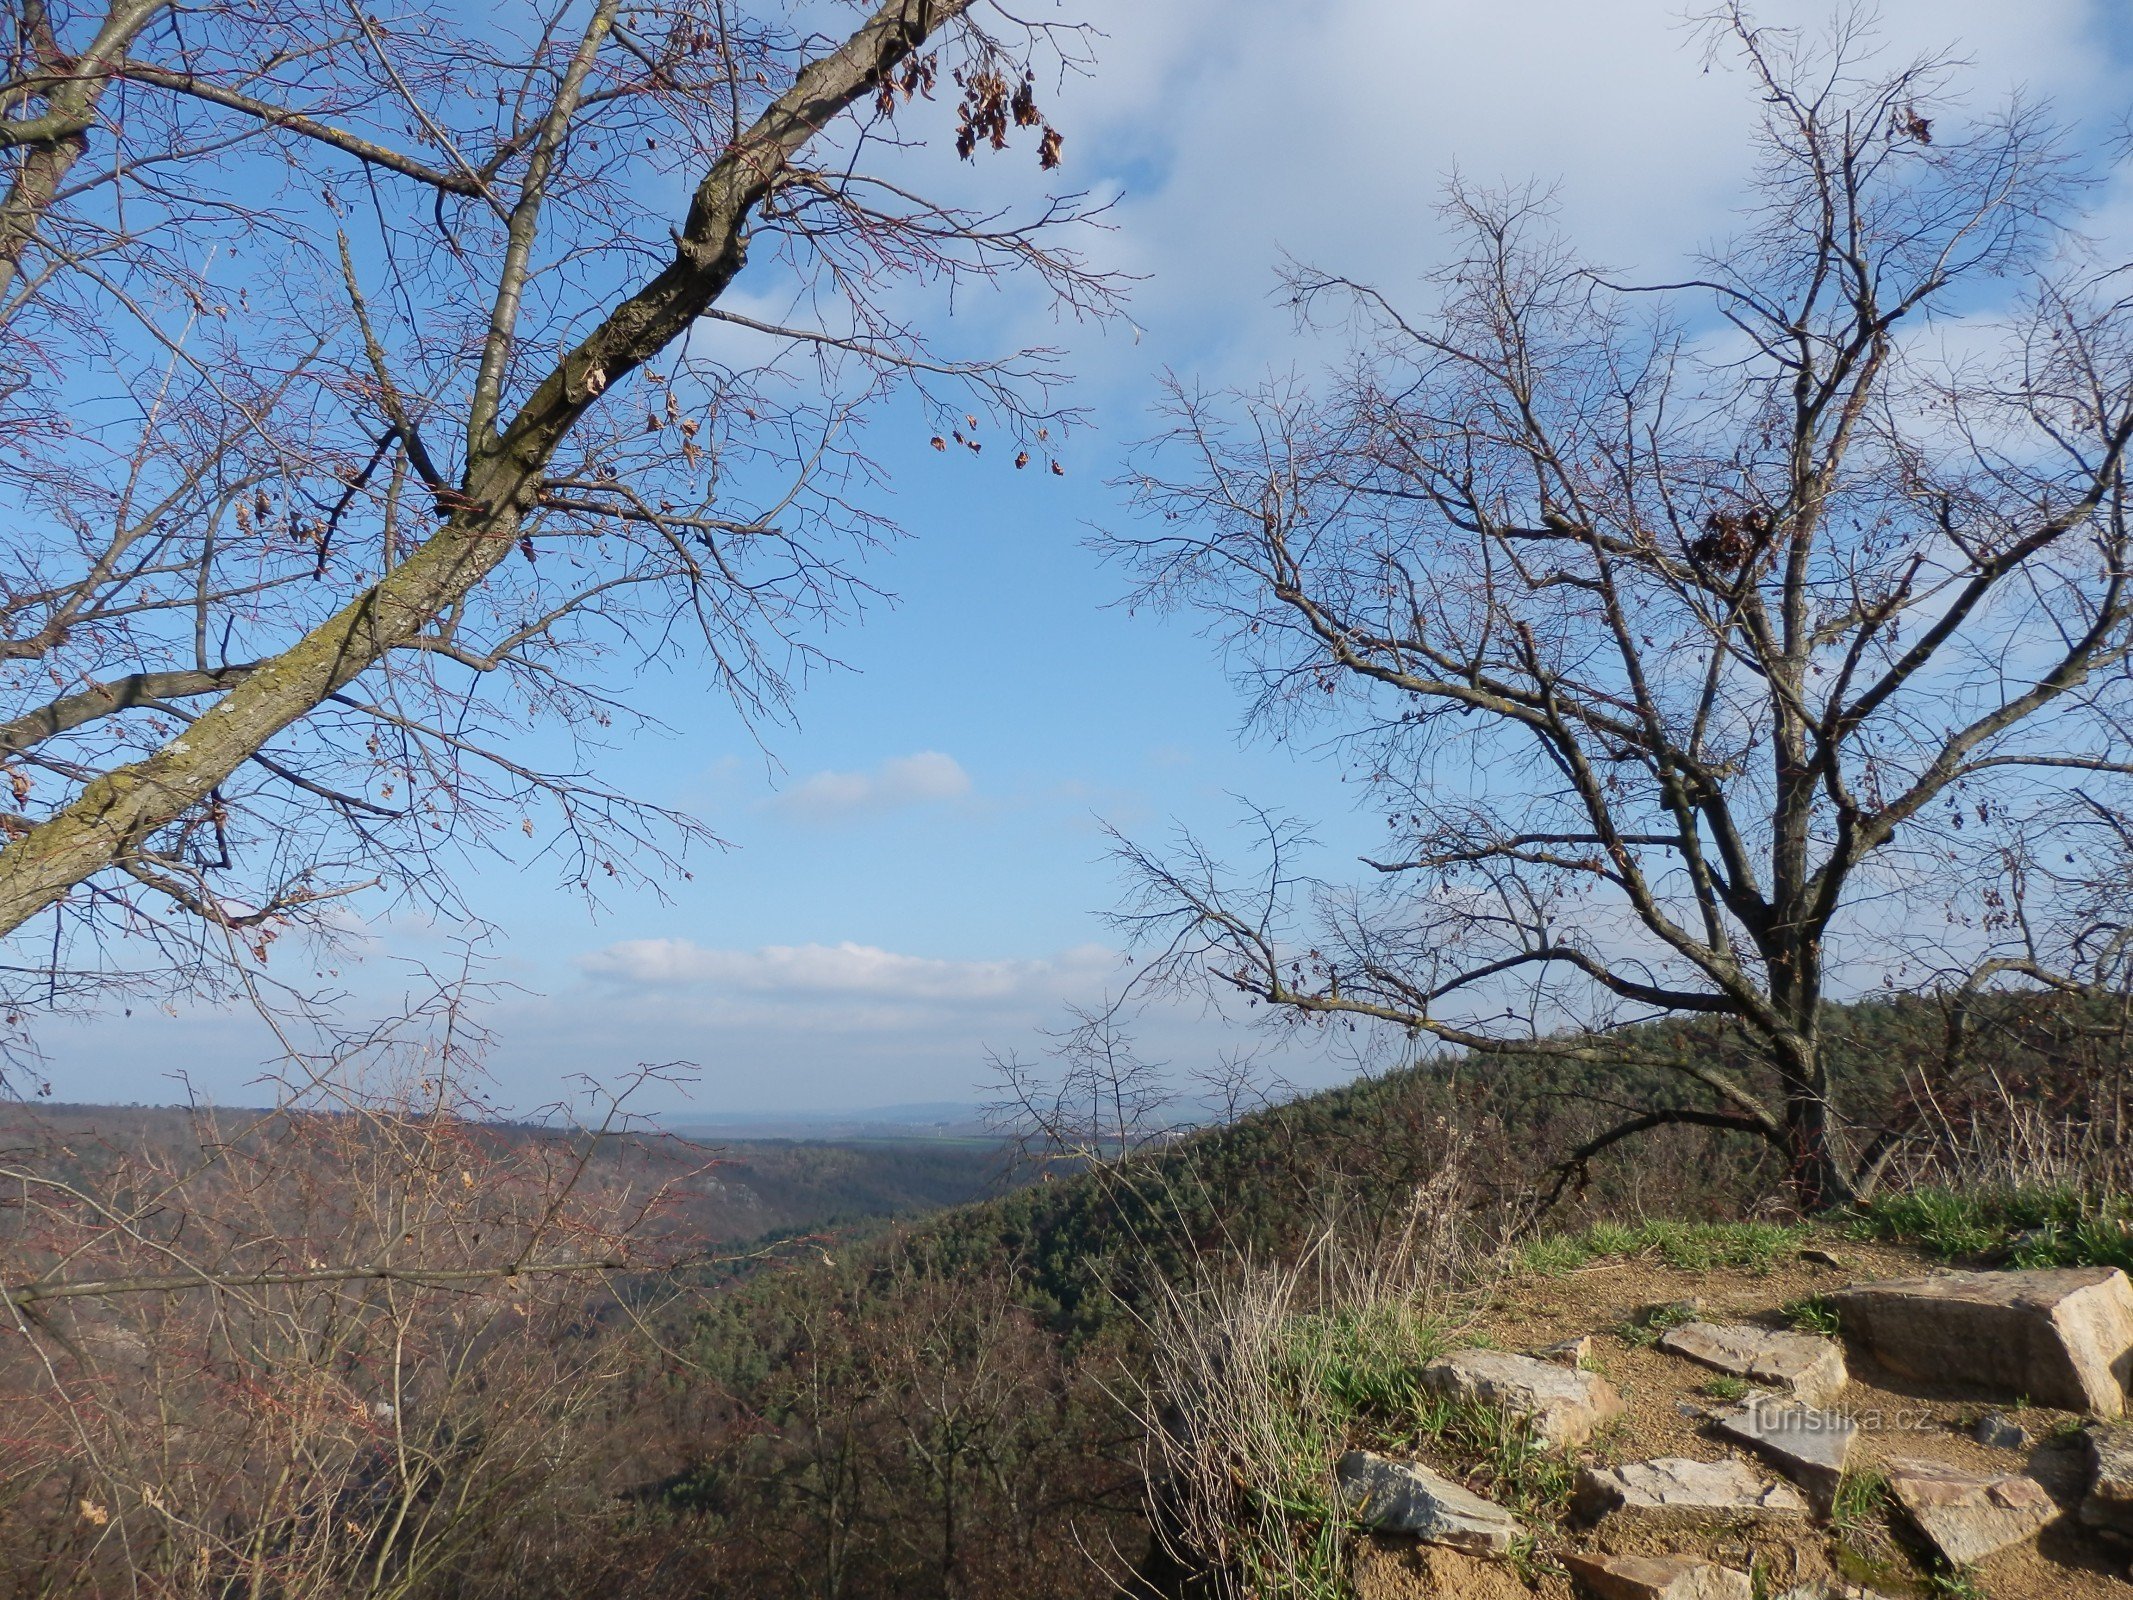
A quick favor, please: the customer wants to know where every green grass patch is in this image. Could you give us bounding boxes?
[1922,1566,1986,1600]
[1212,1298,1453,1597]
[1277,1298,1452,1427]
[1522,1218,1807,1276]
[1782,1293,1842,1336]
[1409,1394,1578,1520]
[1851,1185,2133,1271]
[1699,1375,1750,1402]
[1242,1296,1587,1591]
[1831,1465,1890,1532]
[1619,1299,1702,1347]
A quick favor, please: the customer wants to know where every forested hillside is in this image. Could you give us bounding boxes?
[5,994,2128,1597]
[651,990,2133,1598]
[3,1102,1017,1249]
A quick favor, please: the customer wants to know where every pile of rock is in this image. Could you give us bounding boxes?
[1342,1263,2133,1599]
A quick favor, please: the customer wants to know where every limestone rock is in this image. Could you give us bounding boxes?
[1574,1457,1810,1530]
[1658,1322,1849,1408]
[1536,1333,1596,1369]
[1353,1535,1536,1600]
[1883,1456,2058,1566]
[1565,1553,1752,1600]
[2082,1422,2133,1540]
[1422,1347,1625,1447]
[1973,1411,2029,1452]
[1714,1395,1857,1508]
[1830,1267,2133,1416]
[1336,1450,1522,1555]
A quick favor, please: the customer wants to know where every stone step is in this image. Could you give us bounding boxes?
[1565,1552,1752,1600]
[1713,1395,1857,1509]
[1830,1267,2133,1416]
[1573,1456,1810,1531]
[1335,1450,1523,1556]
[1421,1346,1625,1447]
[1657,1321,1848,1408]
[1882,1456,2059,1566]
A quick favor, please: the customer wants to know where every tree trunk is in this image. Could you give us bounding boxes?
[1781,1066,1857,1212]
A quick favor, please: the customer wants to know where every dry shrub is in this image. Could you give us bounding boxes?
[0,1055,714,1599]
[1135,1134,1503,1600]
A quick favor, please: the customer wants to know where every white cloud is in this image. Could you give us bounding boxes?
[569,938,1126,1059]
[581,937,1113,1004]
[769,750,972,820]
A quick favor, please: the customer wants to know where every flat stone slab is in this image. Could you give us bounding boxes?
[1715,1395,1857,1508]
[1336,1450,1522,1555]
[1658,1321,1848,1408]
[2082,1422,2133,1539]
[1565,1552,1752,1600]
[1573,1457,1809,1529]
[1883,1456,2058,1566]
[1831,1267,2133,1416]
[1422,1346,1625,1447]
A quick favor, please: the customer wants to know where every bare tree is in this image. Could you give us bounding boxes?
[0,0,1113,1057]
[1102,9,2133,1208]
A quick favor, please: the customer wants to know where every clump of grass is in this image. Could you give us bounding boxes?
[1699,1375,1750,1402]
[1782,1293,1842,1336]
[1522,1219,1807,1276]
[1279,1298,1450,1427]
[1852,1185,2133,1272]
[1620,1299,1702,1347]
[1831,1466,1890,1532]
[1411,1395,1576,1520]
[1829,1466,1913,1594]
[1923,1565,1987,1600]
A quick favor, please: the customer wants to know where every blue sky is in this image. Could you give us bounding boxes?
[47,0,2133,1115]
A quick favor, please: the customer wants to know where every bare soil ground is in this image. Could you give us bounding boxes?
[1379,1236,2133,1599]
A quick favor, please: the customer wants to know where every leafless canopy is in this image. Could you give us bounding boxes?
[0,0,1114,1059]
[1105,10,2133,1207]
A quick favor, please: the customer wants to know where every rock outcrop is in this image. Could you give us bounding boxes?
[1574,1457,1810,1530]
[1565,1552,1753,1600]
[1882,1457,2059,1565]
[1830,1267,2133,1416]
[1336,1450,1523,1555]
[1714,1396,1856,1509]
[1657,1322,1849,1408]
[1422,1347,1625,1447]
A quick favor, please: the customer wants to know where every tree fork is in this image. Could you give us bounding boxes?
[0,0,970,942]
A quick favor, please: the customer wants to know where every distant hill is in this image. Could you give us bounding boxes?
[2,1100,1021,1249]
[663,1100,994,1142]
